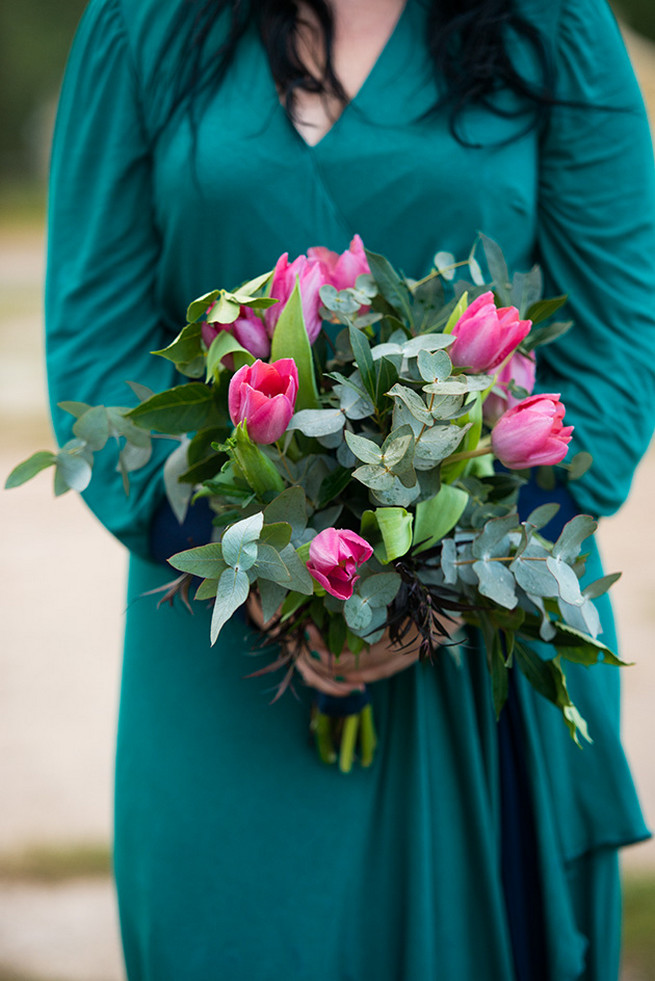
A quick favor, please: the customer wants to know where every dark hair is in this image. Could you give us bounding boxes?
[153,0,555,144]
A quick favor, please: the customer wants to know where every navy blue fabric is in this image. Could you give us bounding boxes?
[316,689,371,717]
[148,496,215,567]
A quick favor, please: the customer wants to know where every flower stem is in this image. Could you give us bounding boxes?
[359,705,377,768]
[312,711,337,765]
[339,714,360,773]
[445,440,492,465]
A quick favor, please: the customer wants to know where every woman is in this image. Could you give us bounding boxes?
[46,0,654,977]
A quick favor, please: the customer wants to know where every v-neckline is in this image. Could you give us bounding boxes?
[276,0,411,151]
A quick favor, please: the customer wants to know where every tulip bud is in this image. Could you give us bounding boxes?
[491,393,573,469]
[306,528,374,600]
[448,291,531,373]
[228,358,299,445]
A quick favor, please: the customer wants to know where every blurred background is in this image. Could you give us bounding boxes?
[1,2,654,979]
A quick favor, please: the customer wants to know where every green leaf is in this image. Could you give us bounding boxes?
[128,383,217,433]
[360,571,402,606]
[552,515,597,564]
[206,293,240,324]
[525,295,567,325]
[168,542,227,579]
[264,486,307,539]
[401,334,454,357]
[583,571,621,600]
[412,484,469,553]
[480,234,510,304]
[206,332,255,380]
[287,408,345,437]
[545,556,583,605]
[57,400,91,419]
[221,512,264,570]
[186,290,219,323]
[566,452,593,481]
[232,269,274,299]
[473,560,518,610]
[255,543,294,583]
[152,321,203,366]
[381,425,415,474]
[365,249,412,322]
[270,279,319,410]
[195,578,219,600]
[510,264,542,317]
[349,325,376,402]
[352,464,395,491]
[361,507,413,564]
[387,384,433,425]
[260,522,292,551]
[522,320,573,353]
[417,349,452,383]
[374,355,398,411]
[279,544,314,595]
[443,291,469,334]
[211,566,250,644]
[328,614,348,656]
[317,466,352,509]
[472,513,518,559]
[525,503,560,530]
[344,431,382,465]
[414,422,469,469]
[5,451,57,489]
[71,406,110,451]
[163,438,193,524]
[258,579,287,624]
[56,446,93,492]
[344,593,373,632]
[490,633,509,719]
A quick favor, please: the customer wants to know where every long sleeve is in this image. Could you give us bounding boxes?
[46,0,178,557]
[535,0,655,518]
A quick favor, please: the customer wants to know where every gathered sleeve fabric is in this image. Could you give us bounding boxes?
[46,0,179,558]
[534,0,655,518]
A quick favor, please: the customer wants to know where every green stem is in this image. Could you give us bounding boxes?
[445,440,492,465]
[339,714,360,774]
[358,705,377,768]
[312,711,337,765]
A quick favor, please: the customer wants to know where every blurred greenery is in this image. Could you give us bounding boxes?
[0,843,111,883]
[0,1,653,179]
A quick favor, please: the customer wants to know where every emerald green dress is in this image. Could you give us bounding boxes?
[46,0,654,977]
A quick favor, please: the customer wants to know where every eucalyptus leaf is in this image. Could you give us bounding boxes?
[211,566,250,644]
[255,543,293,584]
[56,447,93,492]
[264,486,307,538]
[401,334,454,357]
[57,400,91,419]
[5,450,57,489]
[344,431,382,465]
[365,249,413,322]
[414,422,469,469]
[583,571,621,600]
[258,578,287,624]
[434,250,456,280]
[522,320,573,352]
[119,440,152,474]
[163,437,193,524]
[545,556,584,605]
[169,542,227,579]
[343,593,374,632]
[417,349,452,383]
[525,295,567,325]
[195,578,219,600]
[552,515,597,564]
[317,466,352,508]
[279,544,314,595]
[525,503,560,530]
[510,265,543,317]
[260,521,292,550]
[287,408,345,437]
[480,234,510,304]
[221,512,264,570]
[473,560,518,610]
[349,325,376,401]
[387,384,433,425]
[360,571,402,606]
[72,406,110,451]
[352,464,395,491]
[472,513,518,559]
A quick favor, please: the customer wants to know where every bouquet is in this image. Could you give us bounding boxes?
[7,234,625,771]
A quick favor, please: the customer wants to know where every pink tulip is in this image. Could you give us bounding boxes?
[483,350,537,425]
[228,358,299,444]
[306,528,374,600]
[308,234,370,292]
[448,291,531,373]
[202,306,271,362]
[265,253,326,344]
[491,393,573,469]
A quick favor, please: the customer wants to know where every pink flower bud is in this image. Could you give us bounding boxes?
[491,393,574,469]
[228,358,299,444]
[306,528,374,600]
[483,351,537,425]
[308,234,370,292]
[265,253,326,344]
[202,306,271,362]
[448,291,531,373]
